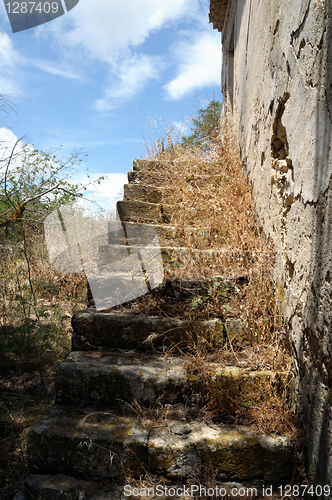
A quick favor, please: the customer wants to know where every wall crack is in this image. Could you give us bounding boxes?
[271,94,296,283]
[290,0,311,43]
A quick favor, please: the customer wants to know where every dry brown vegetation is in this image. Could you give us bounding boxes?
[0,222,87,499]
[106,128,304,464]
[119,126,279,329]
[112,125,298,436]
[109,122,303,490]
[0,117,302,499]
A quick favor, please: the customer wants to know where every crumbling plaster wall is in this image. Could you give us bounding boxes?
[212,0,332,485]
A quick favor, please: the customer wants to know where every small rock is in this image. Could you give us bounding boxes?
[170,423,192,435]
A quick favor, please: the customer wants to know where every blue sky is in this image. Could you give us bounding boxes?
[0,0,222,209]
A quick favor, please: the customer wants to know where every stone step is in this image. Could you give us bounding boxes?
[117,200,165,223]
[85,271,164,311]
[133,159,157,171]
[225,318,257,349]
[55,352,200,406]
[132,159,228,174]
[107,221,211,246]
[85,273,240,312]
[55,351,287,408]
[161,275,237,298]
[127,169,169,186]
[123,183,164,203]
[98,244,225,271]
[108,220,176,245]
[128,169,228,187]
[18,473,294,500]
[27,406,294,481]
[185,173,230,187]
[18,474,149,500]
[71,309,259,352]
[71,310,224,351]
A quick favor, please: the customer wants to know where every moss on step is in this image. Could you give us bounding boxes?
[206,368,289,411]
[27,407,147,479]
[117,200,163,223]
[27,407,295,482]
[148,423,294,481]
[55,352,288,411]
[124,183,163,204]
[71,310,225,350]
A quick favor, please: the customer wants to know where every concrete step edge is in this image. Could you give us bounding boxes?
[123,183,164,203]
[55,350,289,408]
[71,311,225,351]
[71,309,267,351]
[27,406,295,481]
[19,474,292,500]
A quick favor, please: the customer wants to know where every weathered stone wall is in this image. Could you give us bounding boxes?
[210,0,332,485]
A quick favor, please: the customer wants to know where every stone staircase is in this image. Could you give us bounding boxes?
[16,160,297,500]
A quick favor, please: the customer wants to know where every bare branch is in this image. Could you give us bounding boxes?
[0,91,18,126]
[3,136,27,209]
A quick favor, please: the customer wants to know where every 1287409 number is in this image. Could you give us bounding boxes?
[278,485,331,497]
[5,2,59,14]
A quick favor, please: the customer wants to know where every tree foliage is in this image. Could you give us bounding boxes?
[0,136,103,229]
[0,93,105,345]
[0,92,107,229]
[181,99,222,149]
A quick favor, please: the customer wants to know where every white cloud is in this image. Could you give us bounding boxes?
[172,120,189,136]
[33,0,202,107]
[70,172,127,210]
[27,59,83,81]
[0,32,81,98]
[164,31,221,100]
[0,127,18,145]
[41,0,193,65]
[0,128,45,183]
[0,0,218,113]
[95,54,162,111]
[0,33,22,93]
[0,127,26,166]
[86,173,126,200]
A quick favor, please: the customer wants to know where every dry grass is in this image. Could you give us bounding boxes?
[0,224,87,372]
[0,119,303,497]
[0,387,53,499]
[119,126,278,333]
[0,221,87,499]
[112,123,299,437]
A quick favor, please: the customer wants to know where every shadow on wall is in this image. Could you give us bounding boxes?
[301,0,332,485]
[225,0,332,485]
[220,0,246,114]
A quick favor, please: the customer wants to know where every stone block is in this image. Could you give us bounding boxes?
[124,183,163,204]
[24,474,90,500]
[55,352,287,410]
[148,422,294,481]
[71,310,224,351]
[127,170,169,186]
[27,408,147,479]
[23,475,125,500]
[117,200,163,223]
[224,318,255,348]
[55,352,202,406]
[27,408,295,482]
